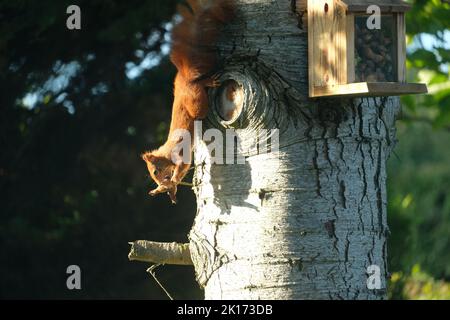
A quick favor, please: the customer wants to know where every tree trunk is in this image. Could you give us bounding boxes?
[188,0,400,300]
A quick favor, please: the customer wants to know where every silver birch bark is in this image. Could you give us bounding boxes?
[188,0,400,299]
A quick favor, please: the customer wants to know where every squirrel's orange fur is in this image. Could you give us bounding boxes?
[142,0,235,203]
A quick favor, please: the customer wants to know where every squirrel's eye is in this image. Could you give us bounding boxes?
[153,169,159,176]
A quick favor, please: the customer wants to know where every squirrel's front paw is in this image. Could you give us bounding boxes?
[149,185,168,196]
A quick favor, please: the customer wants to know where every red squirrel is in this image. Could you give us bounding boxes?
[142,0,235,204]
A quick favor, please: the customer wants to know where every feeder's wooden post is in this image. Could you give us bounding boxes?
[346,14,356,83]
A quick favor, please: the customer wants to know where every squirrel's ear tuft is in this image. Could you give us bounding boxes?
[141,152,155,163]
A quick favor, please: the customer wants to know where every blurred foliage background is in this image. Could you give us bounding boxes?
[0,0,448,299]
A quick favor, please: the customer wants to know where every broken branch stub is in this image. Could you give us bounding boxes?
[128,240,192,265]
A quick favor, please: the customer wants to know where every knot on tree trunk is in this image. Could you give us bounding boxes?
[207,57,304,132]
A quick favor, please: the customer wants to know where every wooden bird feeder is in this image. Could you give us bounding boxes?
[305,0,428,97]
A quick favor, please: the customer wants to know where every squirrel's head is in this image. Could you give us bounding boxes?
[142,152,175,187]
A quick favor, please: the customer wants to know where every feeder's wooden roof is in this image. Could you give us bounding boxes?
[341,0,411,12]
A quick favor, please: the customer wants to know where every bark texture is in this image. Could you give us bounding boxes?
[188,0,400,299]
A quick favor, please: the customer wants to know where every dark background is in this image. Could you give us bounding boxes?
[0,0,449,299]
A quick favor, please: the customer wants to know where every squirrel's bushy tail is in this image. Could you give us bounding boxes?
[170,0,235,80]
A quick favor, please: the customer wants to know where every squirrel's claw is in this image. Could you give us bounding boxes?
[210,78,221,88]
[208,73,221,88]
